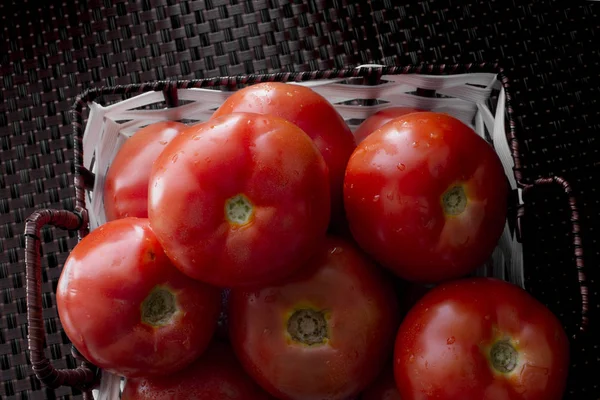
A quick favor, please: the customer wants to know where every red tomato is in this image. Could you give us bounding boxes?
[122,341,275,400]
[228,236,400,400]
[104,121,187,221]
[354,107,423,144]
[394,278,570,400]
[211,82,356,224]
[361,364,401,400]
[56,218,221,378]
[344,112,508,283]
[148,112,330,288]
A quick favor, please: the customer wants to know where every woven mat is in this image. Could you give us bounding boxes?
[1,1,598,399]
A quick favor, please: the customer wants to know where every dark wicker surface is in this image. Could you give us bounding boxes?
[1,1,599,399]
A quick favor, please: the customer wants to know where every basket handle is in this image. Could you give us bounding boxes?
[25,209,97,398]
[519,176,589,338]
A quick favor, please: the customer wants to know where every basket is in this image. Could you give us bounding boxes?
[24,64,589,399]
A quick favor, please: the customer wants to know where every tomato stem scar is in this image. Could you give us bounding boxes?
[441,185,467,216]
[490,341,518,373]
[287,309,328,345]
[225,194,254,225]
[141,287,177,327]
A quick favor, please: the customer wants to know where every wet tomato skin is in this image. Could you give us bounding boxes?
[104,121,187,221]
[344,112,508,283]
[122,341,276,400]
[228,236,400,400]
[394,278,570,400]
[211,82,355,224]
[56,218,222,378]
[148,112,330,288]
[353,107,423,144]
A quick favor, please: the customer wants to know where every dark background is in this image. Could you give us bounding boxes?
[1,0,598,399]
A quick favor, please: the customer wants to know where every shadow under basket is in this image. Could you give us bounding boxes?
[24,64,589,399]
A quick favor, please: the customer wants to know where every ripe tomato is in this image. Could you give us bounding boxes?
[344,112,508,283]
[228,236,399,400]
[361,364,401,400]
[104,121,187,221]
[148,112,330,288]
[394,278,570,400]
[353,107,422,144]
[122,341,275,400]
[211,82,355,224]
[56,218,221,378]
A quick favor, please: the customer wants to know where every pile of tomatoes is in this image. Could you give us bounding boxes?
[56,82,570,400]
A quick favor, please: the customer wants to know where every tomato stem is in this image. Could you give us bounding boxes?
[287,309,328,345]
[490,341,518,373]
[441,185,467,216]
[225,194,254,225]
[141,287,177,327]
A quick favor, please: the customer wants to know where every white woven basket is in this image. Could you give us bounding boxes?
[80,65,524,399]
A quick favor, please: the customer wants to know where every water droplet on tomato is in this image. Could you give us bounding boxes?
[372,195,380,202]
[409,354,415,363]
[411,141,419,148]
[330,247,343,255]
[171,153,178,163]
[286,92,293,97]
[430,132,439,139]
[397,163,406,171]
[447,336,455,345]
[387,192,394,200]
[159,140,168,145]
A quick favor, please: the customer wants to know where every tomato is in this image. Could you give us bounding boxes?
[344,112,508,283]
[56,218,221,378]
[394,278,570,400]
[361,364,401,400]
[211,82,356,224]
[228,236,399,400]
[354,107,423,144]
[122,341,275,400]
[148,112,330,288]
[104,121,187,221]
